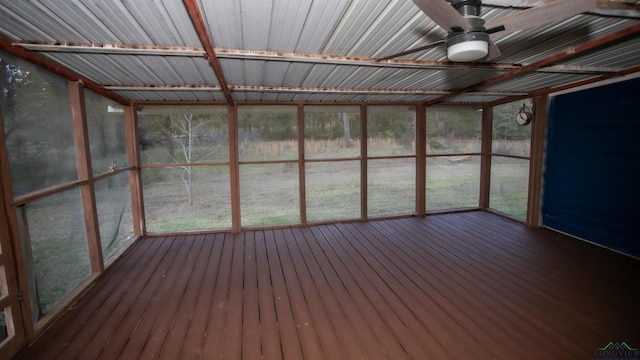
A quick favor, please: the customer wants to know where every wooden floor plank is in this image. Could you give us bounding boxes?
[122,234,209,360]
[308,224,411,360]
[272,228,326,360]
[293,227,375,360]
[58,236,179,359]
[254,230,283,360]
[241,231,261,360]
[14,211,640,360]
[95,235,196,359]
[373,219,554,354]
[342,221,511,359]
[263,229,304,360]
[282,227,345,360]
[330,222,475,359]
[172,233,228,360]
[198,233,242,360]
[316,224,441,360]
[454,212,639,326]
[402,217,583,358]
[415,216,597,356]
[301,226,404,360]
[104,235,202,359]
[180,232,233,359]
[19,235,159,359]
[220,232,245,360]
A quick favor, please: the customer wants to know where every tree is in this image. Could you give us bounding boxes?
[156,112,227,206]
[1,54,76,192]
[492,101,532,140]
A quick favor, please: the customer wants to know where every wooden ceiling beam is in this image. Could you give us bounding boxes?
[183,0,233,106]
[13,41,627,79]
[482,0,640,18]
[14,41,520,71]
[215,48,520,71]
[104,83,528,97]
[484,63,640,107]
[16,42,206,57]
[531,64,640,97]
[424,22,640,106]
[0,35,130,105]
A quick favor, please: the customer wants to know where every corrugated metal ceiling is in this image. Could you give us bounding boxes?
[0,0,638,104]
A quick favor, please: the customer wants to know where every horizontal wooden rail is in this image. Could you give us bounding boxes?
[140,162,230,169]
[12,180,87,206]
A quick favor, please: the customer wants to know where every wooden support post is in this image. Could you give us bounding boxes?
[0,111,31,348]
[13,206,39,328]
[69,81,103,274]
[297,104,307,225]
[479,105,493,209]
[360,104,368,220]
[124,104,145,236]
[228,105,241,233]
[526,95,549,227]
[415,104,426,216]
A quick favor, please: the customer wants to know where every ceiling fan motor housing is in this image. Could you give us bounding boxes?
[449,0,482,17]
[446,16,490,62]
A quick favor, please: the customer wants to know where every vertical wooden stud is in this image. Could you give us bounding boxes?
[360,104,368,220]
[69,81,103,274]
[297,103,307,225]
[0,111,32,346]
[13,206,38,327]
[526,95,549,227]
[479,105,493,209]
[124,103,145,236]
[228,105,241,233]
[415,104,427,216]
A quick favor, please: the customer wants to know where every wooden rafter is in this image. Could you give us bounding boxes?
[13,41,628,78]
[14,41,519,70]
[486,63,640,107]
[482,0,640,18]
[0,35,129,105]
[103,84,532,98]
[531,64,640,97]
[182,0,233,106]
[424,23,640,106]
[15,42,206,57]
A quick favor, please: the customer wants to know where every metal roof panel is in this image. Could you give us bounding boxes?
[0,0,200,46]
[45,53,219,86]
[0,0,637,104]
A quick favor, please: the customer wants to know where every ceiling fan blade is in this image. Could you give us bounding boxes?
[485,0,597,36]
[485,40,502,61]
[413,0,472,32]
[377,40,446,61]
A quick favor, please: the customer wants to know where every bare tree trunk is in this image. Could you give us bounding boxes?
[164,115,175,161]
[342,112,353,148]
[162,113,215,206]
[181,166,193,206]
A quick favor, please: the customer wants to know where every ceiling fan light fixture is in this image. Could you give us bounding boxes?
[447,39,488,62]
[446,30,490,62]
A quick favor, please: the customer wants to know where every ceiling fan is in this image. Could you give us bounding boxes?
[378,0,597,62]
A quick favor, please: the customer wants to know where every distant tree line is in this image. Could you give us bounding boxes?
[2,48,530,197]
[1,53,127,195]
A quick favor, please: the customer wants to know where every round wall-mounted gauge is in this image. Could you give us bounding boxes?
[516,104,533,126]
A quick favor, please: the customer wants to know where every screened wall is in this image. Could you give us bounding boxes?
[134,101,533,232]
[0,48,538,346]
[0,50,136,339]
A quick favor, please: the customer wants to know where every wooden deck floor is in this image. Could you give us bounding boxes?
[15,211,640,359]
